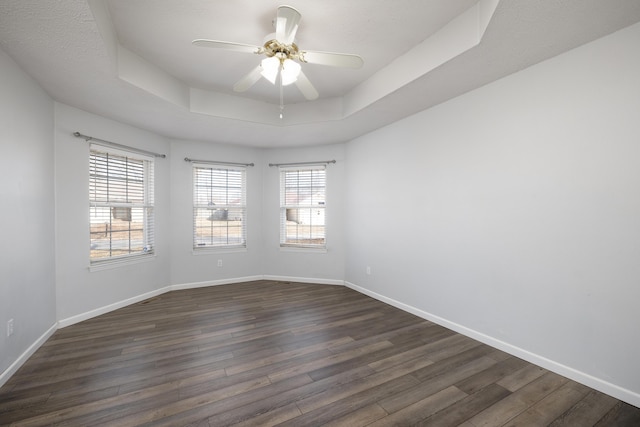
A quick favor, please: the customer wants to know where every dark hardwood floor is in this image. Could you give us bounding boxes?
[1,280,639,426]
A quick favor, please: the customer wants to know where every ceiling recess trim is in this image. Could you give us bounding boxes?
[87,0,499,127]
[344,0,499,116]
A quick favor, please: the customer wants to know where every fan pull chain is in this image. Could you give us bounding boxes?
[279,74,284,119]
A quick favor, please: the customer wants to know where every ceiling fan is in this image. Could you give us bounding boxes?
[192,5,364,102]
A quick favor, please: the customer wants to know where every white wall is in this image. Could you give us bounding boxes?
[54,104,172,324]
[169,140,264,286]
[345,22,640,405]
[262,144,346,283]
[0,49,56,378]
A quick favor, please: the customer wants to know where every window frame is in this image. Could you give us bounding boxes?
[279,165,327,250]
[192,163,247,252]
[89,145,155,268]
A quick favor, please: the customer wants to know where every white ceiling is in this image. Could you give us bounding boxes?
[108,0,475,103]
[1,0,640,148]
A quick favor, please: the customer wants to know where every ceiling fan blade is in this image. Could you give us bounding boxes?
[300,50,364,69]
[294,70,319,100]
[275,5,301,45]
[233,65,263,92]
[192,39,261,54]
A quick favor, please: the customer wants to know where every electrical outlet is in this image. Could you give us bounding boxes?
[366,266,371,275]
[217,259,223,267]
[7,318,14,337]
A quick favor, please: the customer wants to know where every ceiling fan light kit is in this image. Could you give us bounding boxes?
[280,59,301,86]
[259,54,301,86]
[260,56,280,84]
[193,5,363,117]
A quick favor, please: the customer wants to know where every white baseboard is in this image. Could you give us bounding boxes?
[0,323,57,389]
[57,287,170,328]
[262,275,345,286]
[58,275,340,329]
[344,281,640,409]
[170,275,264,291]
[58,277,264,328]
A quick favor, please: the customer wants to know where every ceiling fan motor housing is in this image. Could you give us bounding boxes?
[263,40,300,62]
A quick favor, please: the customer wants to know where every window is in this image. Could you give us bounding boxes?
[280,166,326,248]
[193,165,246,249]
[89,146,155,264]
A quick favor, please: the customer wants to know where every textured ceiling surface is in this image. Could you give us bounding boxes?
[107,0,476,103]
[1,0,640,147]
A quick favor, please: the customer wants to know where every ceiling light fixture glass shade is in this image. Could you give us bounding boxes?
[280,59,301,86]
[260,57,280,84]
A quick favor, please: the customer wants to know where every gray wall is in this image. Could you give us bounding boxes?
[54,103,172,324]
[168,139,265,286]
[261,144,346,283]
[168,141,347,286]
[344,22,640,403]
[0,49,56,377]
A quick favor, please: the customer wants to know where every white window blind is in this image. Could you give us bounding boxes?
[193,165,246,249]
[280,166,326,248]
[89,146,155,264]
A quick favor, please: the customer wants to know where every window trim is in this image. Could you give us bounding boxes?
[192,163,247,251]
[89,144,155,268]
[279,165,327,249]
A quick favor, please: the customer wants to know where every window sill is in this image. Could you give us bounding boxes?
[89,254,156,272]
[192,247,248,256]
[279,246,327,254]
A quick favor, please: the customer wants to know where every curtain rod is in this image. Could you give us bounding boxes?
[268,160,336,167]
[184,158,254,167]
[74,132,166,158]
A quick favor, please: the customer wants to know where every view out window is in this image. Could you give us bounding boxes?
[89,147,155,264]
[280,166,326,248]
[193,165,246,249]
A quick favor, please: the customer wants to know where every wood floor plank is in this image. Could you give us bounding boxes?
[224,336,353,376]
[369,385,469,427]
[275,375,420,427]
[139,374,313,427]
[549,389,619,427]
[203,366,380,427]
[501,381,591,427]
[1,280,638,426]
[466,371,570,427]
[321,402,389,427]
[455,356,529,395]
[306,338,433,382]
[267,340,394,383]
[496,363,548,392]
[409,344,496,383]
[418,383,512,426]
[378,355,497,414]
[230,402,303,427]
[122,379,272,426]
[594,401,640,426]
[367,343,438,372]
[294,354,431,414]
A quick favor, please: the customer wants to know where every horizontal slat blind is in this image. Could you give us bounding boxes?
[280,166,326,247]
[89,147,154,263]
[193,165,246,249]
